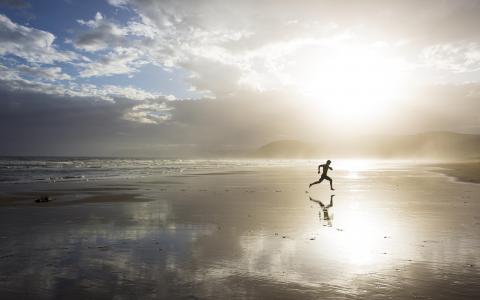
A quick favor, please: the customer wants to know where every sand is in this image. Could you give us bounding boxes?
[432,161,480,184]
[0,162,479,299]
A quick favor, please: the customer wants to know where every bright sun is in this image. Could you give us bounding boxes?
[290,43,410,127]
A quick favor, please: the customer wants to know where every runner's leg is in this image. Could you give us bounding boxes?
[325,175,334,190]
[309,177,324,188]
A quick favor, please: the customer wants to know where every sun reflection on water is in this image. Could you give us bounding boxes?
[308,194,406,276]
[336,208,386,267]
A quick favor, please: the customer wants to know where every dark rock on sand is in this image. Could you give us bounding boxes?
[35,195,53,203]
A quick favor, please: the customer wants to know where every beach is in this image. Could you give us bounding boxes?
[431,161,480,184]
[0,159,479,299]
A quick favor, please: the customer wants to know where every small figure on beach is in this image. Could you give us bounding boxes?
[309,159,334,190]
[309,195,334,227]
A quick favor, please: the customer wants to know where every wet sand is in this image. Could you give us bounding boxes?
[0,162,479,299]
[432,161,480,184]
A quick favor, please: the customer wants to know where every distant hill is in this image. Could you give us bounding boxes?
[253,132,480,159]
[254,140,317,158]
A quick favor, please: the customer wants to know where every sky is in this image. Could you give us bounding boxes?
[1,0,480,156]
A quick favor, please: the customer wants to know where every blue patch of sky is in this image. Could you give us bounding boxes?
[22,1,131,47]
[0,3,35,23]
[0,0,203,99]
[0,54,26,67]
[1,0,134,54]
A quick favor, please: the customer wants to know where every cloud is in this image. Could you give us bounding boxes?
[0,85,309,156]
[76,1,255,95]
[0,0,30,9]
[78,47,146,77]
[123,101,173,124]
[73,12,161,78]
[0,14,79,64]
[0,62,21,80]
[0,87,132,156]
[0,76,480,156]
[101,84,165,101]
[16,64,72,81]
[75,12,127,52]
[0,69,164,102]
[99,0,480,95]
[422,42,480,73]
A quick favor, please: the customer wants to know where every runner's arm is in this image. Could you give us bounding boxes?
[317,164,324,174]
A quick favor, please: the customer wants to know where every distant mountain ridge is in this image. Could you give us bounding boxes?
[253,132,480,159]
[254,140,317,158]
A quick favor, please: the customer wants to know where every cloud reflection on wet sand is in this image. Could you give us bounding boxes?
[0,161,479,299]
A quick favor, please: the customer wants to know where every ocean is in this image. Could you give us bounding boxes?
[0,157,321,184]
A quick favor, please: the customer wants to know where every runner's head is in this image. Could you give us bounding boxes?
[326,159,331,165]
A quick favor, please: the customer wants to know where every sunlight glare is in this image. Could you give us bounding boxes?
[293,43,410,127]
[339,211,383,266]
[336,159,372,172]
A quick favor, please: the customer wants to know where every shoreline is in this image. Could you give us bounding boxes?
[430,161,480,184]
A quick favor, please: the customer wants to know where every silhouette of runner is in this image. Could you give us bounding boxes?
[309,195,334,227]
[309,159,334,190]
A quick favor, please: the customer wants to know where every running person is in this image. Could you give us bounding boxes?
[309,159,334,190]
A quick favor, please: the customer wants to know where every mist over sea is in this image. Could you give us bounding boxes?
[0,157,312,184]
[0,157,420,184]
